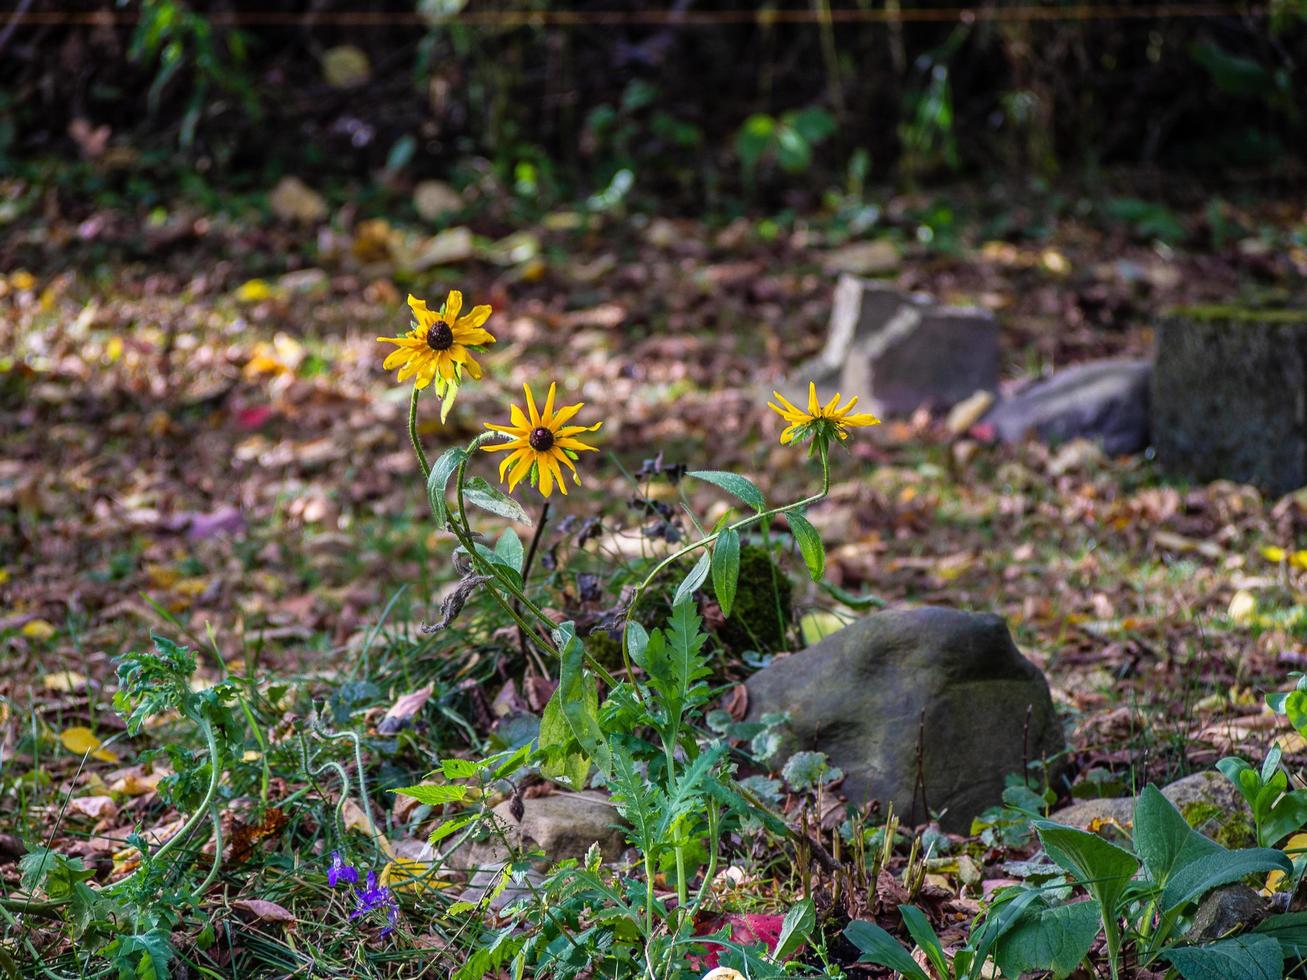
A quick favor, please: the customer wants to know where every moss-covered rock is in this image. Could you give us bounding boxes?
[716,544,793,653]
[1181,799,1256,849]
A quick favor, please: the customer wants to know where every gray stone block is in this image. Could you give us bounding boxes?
[1153,309,1307,495]
[801,275,1000,417]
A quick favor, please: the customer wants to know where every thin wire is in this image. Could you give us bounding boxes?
[0,3,1263,28]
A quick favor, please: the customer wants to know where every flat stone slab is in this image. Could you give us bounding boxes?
[982,358,1151,455]
[1153,308,1307,495]
[745,606,1064,831]
[794,276,999,417]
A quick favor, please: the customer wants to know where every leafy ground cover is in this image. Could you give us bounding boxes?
[3,177,1307,976]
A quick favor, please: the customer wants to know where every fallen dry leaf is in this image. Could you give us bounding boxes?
[233,898,297,925]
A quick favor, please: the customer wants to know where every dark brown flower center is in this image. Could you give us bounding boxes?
[529,426,555,451]
[426,321,454,351]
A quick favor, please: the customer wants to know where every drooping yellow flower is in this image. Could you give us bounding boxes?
[767,382,880,446]
[377,291,494,391]
[482,383,602,498]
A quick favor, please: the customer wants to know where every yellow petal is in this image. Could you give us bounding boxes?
[538,455,555,497]
[443,289,463,323]
[507,449,534,490]
[806,382,820,415]
[524,384,541,427]
[541,383,558,425]
[456,305,493,330]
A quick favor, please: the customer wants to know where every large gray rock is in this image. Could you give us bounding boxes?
[797,276,999,417]
[745,607,1064,831]
[458,792,626,874]
[983,358,1151,455]
[1154,309,1307,495]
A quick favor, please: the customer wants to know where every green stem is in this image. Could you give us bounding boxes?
[449,450,622,690]
[623,443,830,658]
[409,386,431,481]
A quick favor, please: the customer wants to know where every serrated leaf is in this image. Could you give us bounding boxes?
[393,783,468,806]
[673,551,711,607]
[440,758,480,779]
[787,511,825,581]
[427,447,468,525]
[686,470,765,512]
[711,527,741,617]
[463,477,531,523]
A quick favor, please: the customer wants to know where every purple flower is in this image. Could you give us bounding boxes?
[327,850,358,888]
[352,870,400,937]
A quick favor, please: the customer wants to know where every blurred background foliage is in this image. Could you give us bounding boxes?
[1,0,1305,211]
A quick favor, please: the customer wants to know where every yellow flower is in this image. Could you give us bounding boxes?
[482,383,602,498]
[377,291,494,391]
[767,382,880,446]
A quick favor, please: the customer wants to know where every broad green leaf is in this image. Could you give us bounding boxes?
[495,528,524,572]
[463,476,531,523]
[1255,911,1307,958]
[774,898,815,960]
[1161,846,1292,911]
[787,511,825,581]
[427,447,467,526]
[538,688,592,789]
[711,527,741,617]
[392,783,468,806]
[843,920,931,980]
[1163,934,1283,980]
[555,623,610,775]
[625,620,648,665]
[439,758,480,779]
[428,812,478,844]
[996,900,1101,980]
[1134,785,1222,891]
[685,470,765,512]
[673,551,711,607]
[1034,821,1139,927]
[899,904,948,979]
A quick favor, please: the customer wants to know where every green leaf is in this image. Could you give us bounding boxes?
[428,812,478,844]
[673,551,711,607]
[1134,785,1222,891]
[685,470,765,512]
[787,511,825,581]
[555,623,610,775]
[1163,934,1284,980]
[463,476,531,523]
[899,904,948,979]
[538,687,592,789]
[1033,821,1139,928]
[1255,910,1307,958]
[392,783,468,806]
[440,758,480,779]
[427,447,468,525]
[843,920,932,980]
[774,898,815,960]
[996,900,1101,980]
[495,528,524,572]
[1161,846,1292,911]
[711,527,741,617]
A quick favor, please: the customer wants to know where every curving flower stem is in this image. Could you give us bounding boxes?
[409,386,431,481]
[622,441,831,661]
